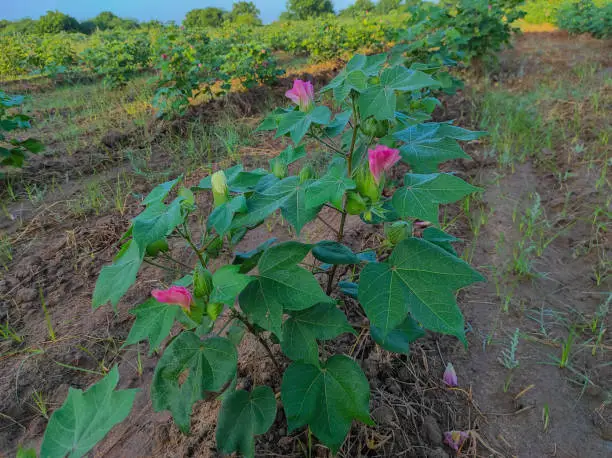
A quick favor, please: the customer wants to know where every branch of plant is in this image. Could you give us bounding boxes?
[231,309,282,374]
[308,132,343,155]
[143,258,189,275]
[327,100,359,295]
[178,224,209,268]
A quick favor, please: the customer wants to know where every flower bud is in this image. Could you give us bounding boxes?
[193,265,213,299]
[206,302,224,321]
[271,160,288,179]
[145,238,169,257]
[211,170,229,207]
[443,362,458,387]
[298,164,314,183]
[285,79,314,112]
[384,221,411,246]
[345,191,367,215]
[355,165,380,203]
[360,118,390,138]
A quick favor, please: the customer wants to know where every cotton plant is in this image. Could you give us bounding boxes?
[36,52,486,458]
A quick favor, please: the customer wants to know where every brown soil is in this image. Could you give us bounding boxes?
[1,32,610,458]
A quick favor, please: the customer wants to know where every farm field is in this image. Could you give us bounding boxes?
[1,2,611,458]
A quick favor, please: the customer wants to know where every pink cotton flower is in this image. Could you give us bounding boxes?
[443,362,458,387]
[444,430,469,451]
[285,79,314,112]
[161,53,168,60]
[367,145,400,183]
[152,286,193,310]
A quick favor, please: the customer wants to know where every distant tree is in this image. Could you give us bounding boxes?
[227,1,262,25]
[36,10,80,33]
[92,11,119,30]
[340,0,376,16]
[79,12,139,33]
[1,18,38,35]
[286,0,335,20]
[377,0,403,14]
[183,8,227,28]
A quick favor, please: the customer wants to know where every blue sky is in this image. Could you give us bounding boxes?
[1,0,357,24]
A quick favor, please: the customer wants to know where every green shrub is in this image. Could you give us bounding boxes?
[557,0,612,38]
[81,32,151,87]
[0,92,44,171]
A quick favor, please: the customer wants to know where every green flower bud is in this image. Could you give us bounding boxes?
[205,236,223,258]
[206,302,224,321]
[211,170,229,207]
[384,221,412,246]
[193,265,213,298]
[355,165,380,203]
[298,164,314,183]
[360,118,390,138]
[145,239,169,257]
[345,191,367,215]
[271,159,288,179]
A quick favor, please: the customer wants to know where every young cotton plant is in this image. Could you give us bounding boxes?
[38,53,486,458]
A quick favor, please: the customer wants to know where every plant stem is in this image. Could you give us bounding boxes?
[232,310,282,374]
[308,132,343,155]
[179,224,208,268]
[159,252,194,270]
[143,258,188,275]
[326,98,359,295]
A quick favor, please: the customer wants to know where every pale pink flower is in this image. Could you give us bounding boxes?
[152,286,193,310]
[285,79,314,111]
[444,430,469,451]
[443,362,458,387]
[368,145,400,183]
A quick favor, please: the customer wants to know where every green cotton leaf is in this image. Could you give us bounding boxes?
[271,144,306,167]
[195,165,269,193]
[216,386,277,458]
[232,176,320,235]
[239,242,331,338]
[281,303,356,365]
[208,195,248,236]
[370,315,425,354]
[276,106,332,144]
[325,54,386,93]
[358,66,439,122]
[151,333,237,433]
[358,85,396,121]
[256,107,293,132]
[232,238,277,274]
[280,178,321,234]
[281,355,372,453]
[422,227,460,256]
[132,198,185,249]
[40,367,137,458]
[20,138,44,153]
[380,66,440,91]
[92,241,144,310]
[324,110,352,137]
[210,265,254,305]
[231,176,297,229]
[391,173,482,226]
[142,176,181,206]
[358,238,484,341]
[226,321,246,346]
[338,281,358,298]
[312,241,360,265]
[305,156,356,210]
[124,299,180,355]
[393,122,484,172]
